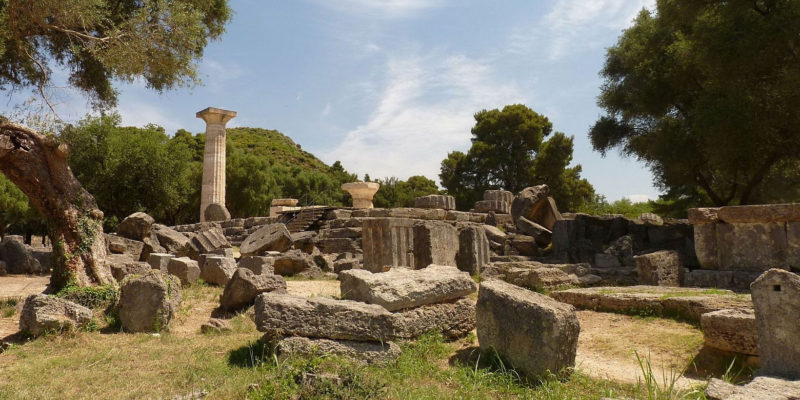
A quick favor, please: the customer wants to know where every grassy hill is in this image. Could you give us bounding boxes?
[226,127,332,173]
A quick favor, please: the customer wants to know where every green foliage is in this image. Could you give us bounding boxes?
[57,284,119,310]
[1,299,18,318]
[591,1,800,207]
[62,114,197,228]
[0,0,232,108]
[0,175,45,238]
[577,195,655,219]
[440,104,595,211]
[373,175,441,208]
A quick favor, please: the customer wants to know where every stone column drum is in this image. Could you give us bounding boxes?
[197,107,236,222]
[342,182,380,209]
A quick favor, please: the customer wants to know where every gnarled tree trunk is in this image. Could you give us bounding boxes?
[0,119,113,290]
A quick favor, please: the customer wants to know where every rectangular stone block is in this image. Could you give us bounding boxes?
[413,221,458,268]
[716,222,788,271]
[456,226,490,275]
[693,223,719,269]
[635,250,683,287]
[717,203,800,223]
[751,269,800,379]
[362,218,415,272]
[474,200,510,214]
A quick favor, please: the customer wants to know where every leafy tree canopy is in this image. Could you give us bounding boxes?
[440,104,594,211]
[373,176,441,209]
[590,1,800,208]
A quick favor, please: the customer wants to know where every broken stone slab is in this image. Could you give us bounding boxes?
[167,257,200,286]
[414,195,456,210]
[239,223,292,256]
[273,250,316,276]
[201,318,231,334]
[116,212,155,241]
[483,189,513,204]
[701,309,758,355]
[706,376,800,400]
[480,262,578,292]
[456,226,490,275]
[474,200,510,214]
[220,268,287,311]
[254,294,476,341]
[186,227,231,260]
[237,256,274,275]
[0,236,43,274]
[275,336,401,365]
[483,225,507,243]
[515,217,552,246]
[105,234,144,261]
[153,224,191,255]
[511,185,562,231]
[109,260,152,282]
[119,271,181,333]
[688,208,720,224]
[204,203,231,222]
[19,294,93,336]
[201,256,237,286]
[716,203,800,224]
[477,279,579,381]
[751,269,800,379]
[339,265,477,311]
[635,250,683,287]
[550,286,752,323]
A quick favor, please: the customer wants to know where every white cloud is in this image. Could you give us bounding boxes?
[625,194,651,203]
[320,53,524,182]
[313,0,446,18]
[201,59,244,93]
[508,0,654,60]
[118,101,182,134]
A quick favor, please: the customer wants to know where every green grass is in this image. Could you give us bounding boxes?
[1,299,18,318]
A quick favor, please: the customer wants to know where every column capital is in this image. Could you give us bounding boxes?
[196,107,237,125]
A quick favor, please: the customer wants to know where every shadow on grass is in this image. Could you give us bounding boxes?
[684,345,758,384]
[227,339,272,368]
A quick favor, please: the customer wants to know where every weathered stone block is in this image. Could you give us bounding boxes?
[717,203,800,224]
[477,280,579,381]
[237,256,274,275]
[717,222,787,271]
[413,221,458,268]
[362,218,416,272]
[694,223,719,269]
[187,227,231,259]
[701,309,757,355]
[0,237,43,274]
[105,234,144,261]
[483,189,513,204]
[153,224,191,255]
[119,271,181,333]
[117,212,155,241]
[751,269,800,379]
[109,260,151,282]
[414,195,455,210]
[204,203,231,222]
[220,268,287,311]
[340,265,477,311]
[474,200,510,214]
[273,250,316,276]
[516,217,552,246]
[239,223,291,256]
[19,294,92,336]
[456,226,490,275]
[201,256,236,286]
[147,253,174,274]
[706,376,800,400]
[275,336,401,365]
[635,250,683,287]
[167,257,200,286]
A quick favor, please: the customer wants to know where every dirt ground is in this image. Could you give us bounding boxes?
[0,275,709,389]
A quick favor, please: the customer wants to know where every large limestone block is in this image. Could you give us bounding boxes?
[339,265,477,311]
[0,237,43,274]
[635,250,683,286]
[105,234,144,260]
[483,189,513,204]
[413,221,458,268]
[474,200,511,214]
[239,223,292,256]
[477,280,580,381]
[716,203,800,224]
[701,309,758,355]
[167,257,200,286]
[119,271,181,333]
[717,223,787,271]
[255,294,476,341]
[147,253,174,273]
[787,222,800,268]
[515,217,552,246]
[706,376,800,400]
[511,185,562,230]
[220,268,287,311]
[693,223,719,269]
[109,260,151,282]
[751,269,800,379]
[273,250,316,276]
[201,256,237,286]
[237,256,274,275]
[153,224,191,255]
[456,226,490,275]
[275,337,401,365]
[361,218,416,272]
[187,227,231,259]
[117,212,155,241]
[19,294,92,336]
[414,195,455,210]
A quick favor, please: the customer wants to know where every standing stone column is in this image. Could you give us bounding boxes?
[197,107,237,222]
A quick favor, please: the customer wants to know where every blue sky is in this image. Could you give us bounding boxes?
[4,0,660,203]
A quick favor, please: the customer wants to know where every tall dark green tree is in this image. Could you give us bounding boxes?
[440,104,594,211]
[590,1,800,208]
[0,0,231,289]
[373,175,440,208]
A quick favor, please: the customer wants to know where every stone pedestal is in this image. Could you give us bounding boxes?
[342,182,380,209]
[197,107,236,222]
[269,198,301,217]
